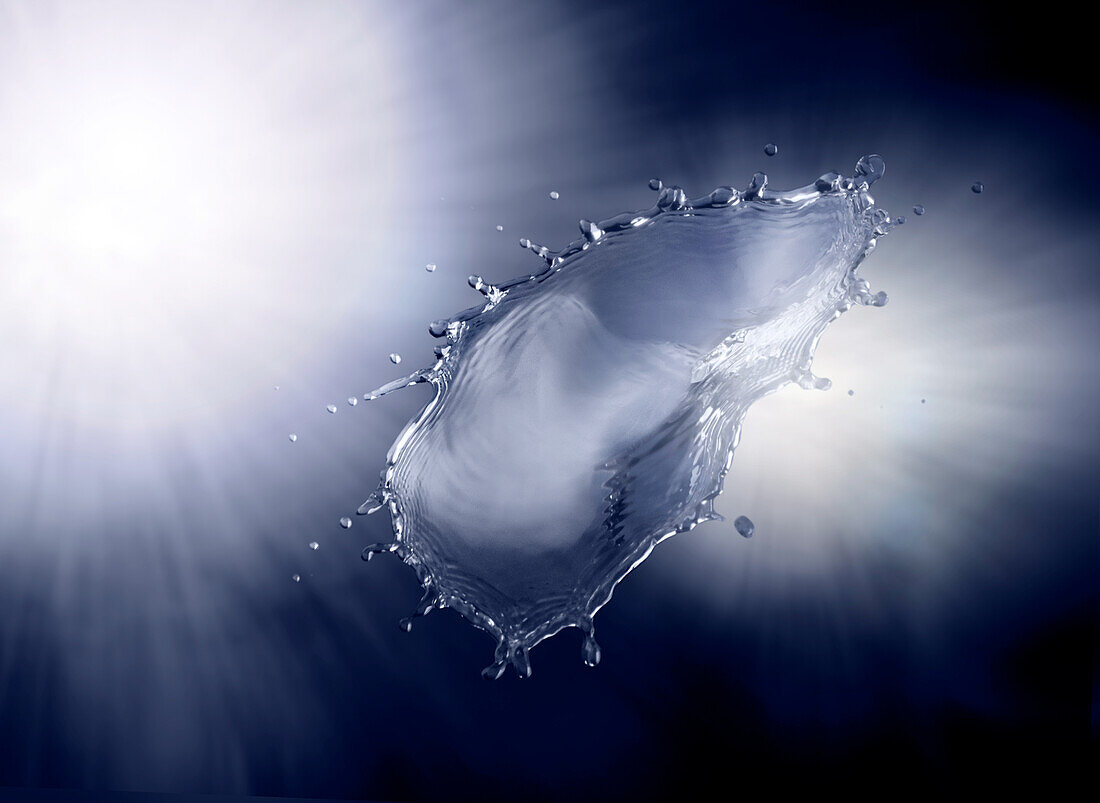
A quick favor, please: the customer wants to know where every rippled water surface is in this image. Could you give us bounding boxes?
[360,157,896,677]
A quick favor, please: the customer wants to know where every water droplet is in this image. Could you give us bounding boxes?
[326,404,337,414]
[347,396,358,407]
[582,634,602,667]
[389,353,402,365]
[764,143,778,157]
[971,181,984,194]
[896,215,906,225]
[854,154,886,187]
[734,515,755,538]
[291,574,301,583]
[648,178,663,191]
[274,385,280,391]
[921,398,927,404]
[339,516,353,529]
[495,225,503,232]
[425,263,437,273]
[848,389,855,396]
[309,541,319,550]
[913,204,925,215]
[288,433,297,443]
[549,191,559,200]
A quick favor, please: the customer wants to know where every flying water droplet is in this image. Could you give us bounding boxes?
[495,225,504,232]
[309,541,319,550]
[734,515,755,538]
[913,204,925,215]
[549,190,560,200]
[348,396,358,406]
[339,516,353,529]
[971,181,984,194]
[425,263,437,273]
[357,156,894,676]
[854,154,885,183]
[764,142,778,156]
[848,389,855,396]
[274,385,280,391]
[326,404,337,414]
[389,353,402,365]
[288,433,297,443]
[648,178,663,191]
[292,574,301,583]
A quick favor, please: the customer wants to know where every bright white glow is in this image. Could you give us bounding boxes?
[0,1,401,429]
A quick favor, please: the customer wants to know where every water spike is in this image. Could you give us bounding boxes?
[744,172,768,199]
[854,154,886,188]
[512,646,532,678]
[579,219,603,243]
[357,494,384,515]
[582,633,602,667]
[481,639,509,680]
[656,186,687,210]
[361,543,396,562]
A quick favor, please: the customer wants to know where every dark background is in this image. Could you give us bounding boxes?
[0,1,1095,800]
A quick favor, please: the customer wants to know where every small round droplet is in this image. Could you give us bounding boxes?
[288,433,298,443]
[896,215,907,225]
[734,515,755,539]
[425,263,436,273]
[648,178,662,191]
[389,353,402,365]
[549,190,559,200]
[971,181,984,194]
[921,398,927,404]
[848,389,855,396]
[913,204,925,216]
[495,225,503,232]
[291,573,301,583]
[326,404,337,414]
[274,385,280,391]
[764,143,778,157]
[309,541,319,551]
[347,396,357,407]
[339,516,353,529]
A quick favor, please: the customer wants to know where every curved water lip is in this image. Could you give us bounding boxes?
[359,156,895,678]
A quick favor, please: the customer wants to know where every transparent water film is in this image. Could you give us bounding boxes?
[359,156,896,678]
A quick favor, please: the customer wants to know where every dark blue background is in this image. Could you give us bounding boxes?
[0,1,1095,800]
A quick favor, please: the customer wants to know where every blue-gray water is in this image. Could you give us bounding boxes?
[363,160,893,677]
[0,1,1096,801]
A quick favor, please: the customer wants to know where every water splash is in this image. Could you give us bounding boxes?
[359,156,896,677]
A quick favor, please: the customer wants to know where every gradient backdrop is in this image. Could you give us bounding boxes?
[0,1,1096,800]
